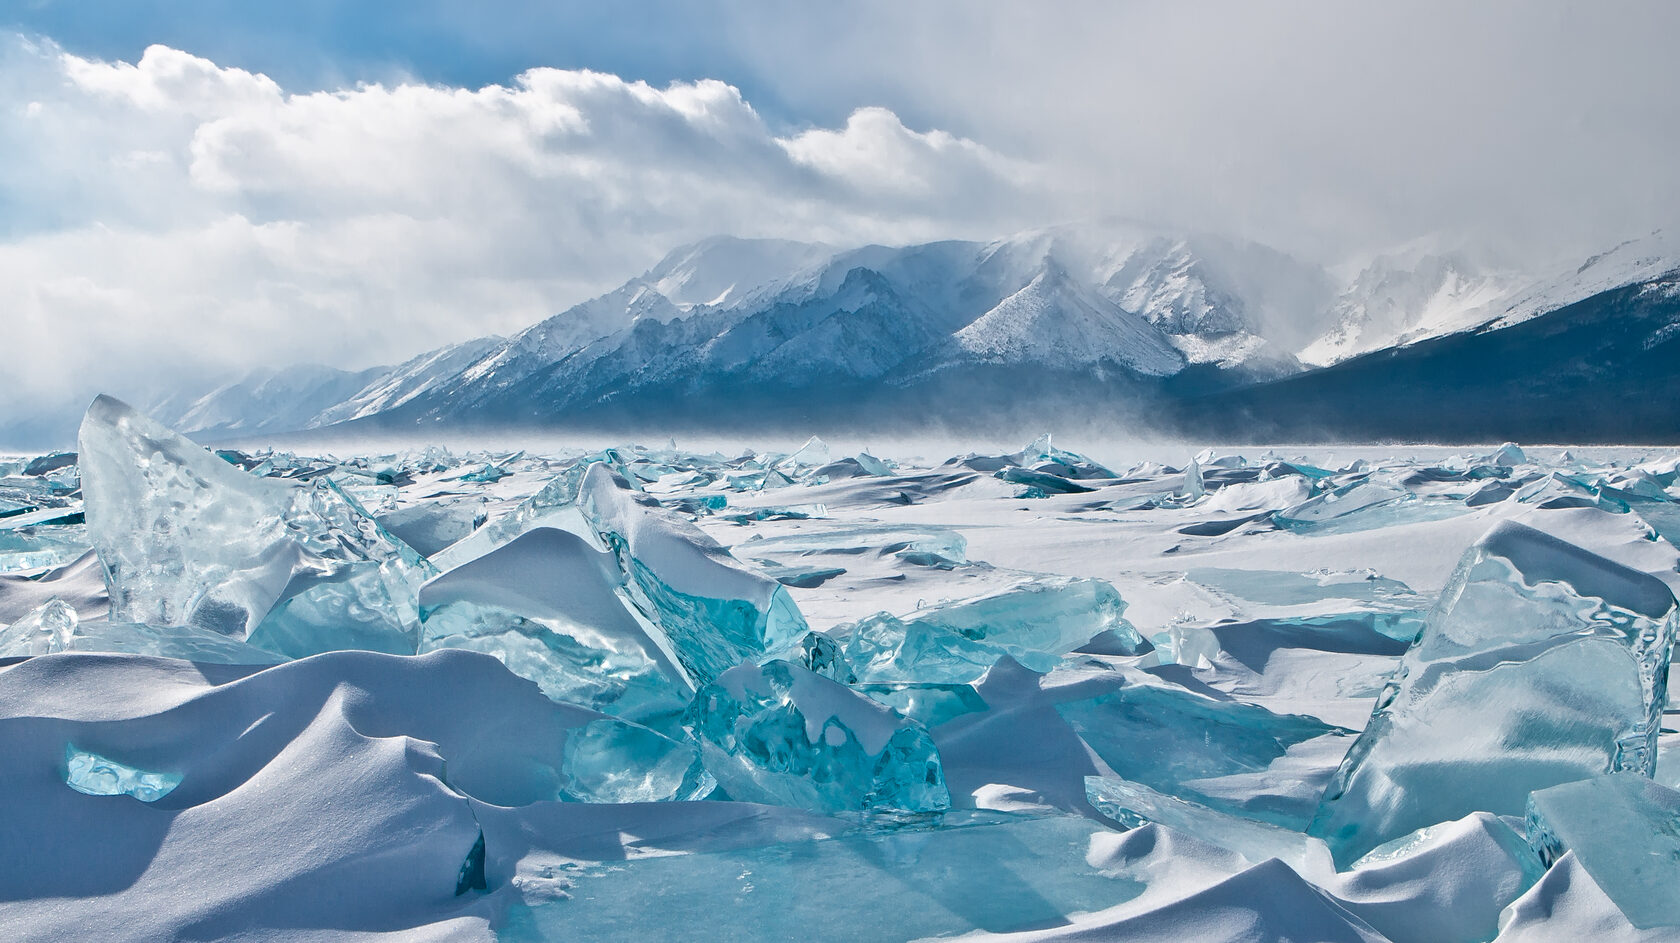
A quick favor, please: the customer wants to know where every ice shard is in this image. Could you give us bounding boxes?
[78,396,433,658]
[579,464,808,684]
[842,577,1145,683]
[427,455,605,570]
[683,659,950,813]
[0,598,77,657]
[1309,521,1678,867]
[1524,772,1680,929]
[417,527,692,728]
[64,744,182,802]
[559,717,715,803]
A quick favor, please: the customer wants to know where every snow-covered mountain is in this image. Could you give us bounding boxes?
[124,225,1680,442]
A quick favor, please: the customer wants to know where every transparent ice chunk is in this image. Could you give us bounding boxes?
[559,717,715,803]
[854,682,989,729]
[843,577,1145,683]
[683,659,950,813]
[418,527,692,727]
[0,597,77,657]
[580,464,808,685]
[64,744,182,801]
[427,455,604,570]
[1309,521,1678,867]
[78,396,433,658]
[1524,772,1680,930]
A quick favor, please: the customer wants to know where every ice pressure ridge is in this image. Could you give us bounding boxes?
[2,402,1680,939]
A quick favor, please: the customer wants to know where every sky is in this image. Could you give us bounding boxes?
[3,1,1679,430]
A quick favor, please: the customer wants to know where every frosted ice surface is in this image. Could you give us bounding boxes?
[1275,479,1410,531]
[1310,520,1678,866]
[843,577,1145,683]
[1058,671,1347,827]
[1086,776,1335,878]
[419,528,692,727]
[499,812,1133,943]
[1524,772,1680,929]
[684,659,949,813]
[78,396,432,658]
[0,598,77,657]
[65,745,182,801]
[579,464,807,684]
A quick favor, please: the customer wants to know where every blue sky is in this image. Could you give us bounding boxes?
[2,1,1678,430]
[3,1,922,131]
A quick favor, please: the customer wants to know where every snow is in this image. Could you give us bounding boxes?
[4,412,1680,939]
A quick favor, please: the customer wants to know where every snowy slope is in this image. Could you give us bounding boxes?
[1299,230,1680,366]
[952,260,1183,375]
[1299,252,1518,367]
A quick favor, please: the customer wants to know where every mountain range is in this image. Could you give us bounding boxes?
[135,224,1680,444]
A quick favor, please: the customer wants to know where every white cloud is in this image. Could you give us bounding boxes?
[0,37,1050,425]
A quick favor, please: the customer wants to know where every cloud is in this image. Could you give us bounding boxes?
[0,37,1049,426]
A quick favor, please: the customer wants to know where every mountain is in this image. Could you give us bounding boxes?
[145,364,389,438]
[111,225,1680,445]
[1174,266,1680,443]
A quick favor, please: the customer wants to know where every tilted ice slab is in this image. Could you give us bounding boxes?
[1524,772,1680,930]
[684,659,949,813]
[842,576,1146,683]
[1311,520,1678,866]
[579,463,808,684]
[78,396,434,658]
[417,527,692,729]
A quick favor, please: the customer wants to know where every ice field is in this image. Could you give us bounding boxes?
[0,396,1677,941]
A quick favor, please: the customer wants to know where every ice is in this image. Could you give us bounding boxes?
[765,629,856,683]
[1056,669,1348,826]
[842,576,1144,683]
[500,811,1139,942]
[376,500,486,557]
[426,449,644,570]
[1524,772,1680,929]
[66,620,286,664]
[558,717,715,803]
[1310,520,1679,866]
[0,526,92,575]
[417,527,693,728]
[78,396,433,658]
[0,597,77,656]
[854,682,989,729]
[64,745,183,801]
[579,463,808,684]
[683,659,950,813]
[1085,775,1335,878]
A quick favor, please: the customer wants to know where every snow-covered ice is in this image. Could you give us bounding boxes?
[2,404,1678,940]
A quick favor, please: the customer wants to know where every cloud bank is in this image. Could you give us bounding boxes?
[0,37,1044,422]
